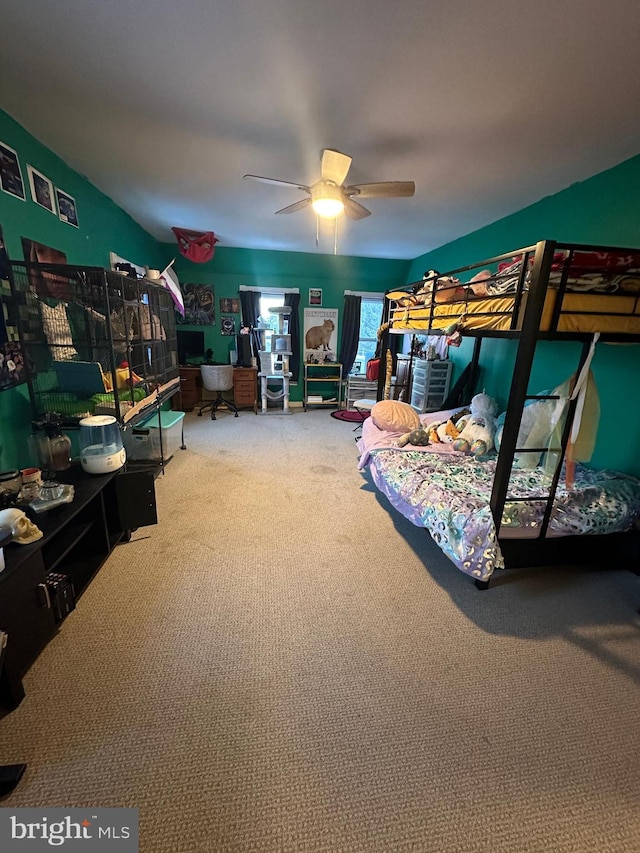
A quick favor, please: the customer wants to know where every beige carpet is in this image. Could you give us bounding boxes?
[1,408,639,852]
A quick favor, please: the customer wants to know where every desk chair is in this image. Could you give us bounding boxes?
[198,365,239,420]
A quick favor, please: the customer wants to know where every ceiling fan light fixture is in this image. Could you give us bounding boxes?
[310,183,344,219]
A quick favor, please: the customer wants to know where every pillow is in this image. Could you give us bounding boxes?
[371,399,420,432]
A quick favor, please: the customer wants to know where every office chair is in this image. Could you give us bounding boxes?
[198,364,239,420]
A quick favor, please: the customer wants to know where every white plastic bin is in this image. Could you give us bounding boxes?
[123,410,185,462]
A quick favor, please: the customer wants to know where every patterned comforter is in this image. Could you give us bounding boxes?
[358,417,640,581]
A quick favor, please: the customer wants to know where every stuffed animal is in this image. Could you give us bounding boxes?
[397,426,431,447]
[453,392,498,457]
[425,409,469,445]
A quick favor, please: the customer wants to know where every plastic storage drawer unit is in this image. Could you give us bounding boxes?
[123,410,185,463]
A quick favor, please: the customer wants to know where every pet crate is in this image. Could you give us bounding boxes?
[9,262,180,427]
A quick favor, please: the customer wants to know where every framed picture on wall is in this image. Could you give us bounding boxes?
[0,140,26,200]
[27,165,56,214]
[55,188,79,227]
[178,282,215,325]
[219,297,240,314]
[309,288,322,306]
[221,316,236,336]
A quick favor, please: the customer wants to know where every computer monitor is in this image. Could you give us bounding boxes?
[177,329,205,365]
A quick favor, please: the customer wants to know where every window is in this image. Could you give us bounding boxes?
[258,293,285,349]
[352,297,383,375]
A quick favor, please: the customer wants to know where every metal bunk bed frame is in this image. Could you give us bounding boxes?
[378,239,640,588]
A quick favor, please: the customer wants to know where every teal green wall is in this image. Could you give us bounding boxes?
[408,153,640,476]
[0,108,166,471]
[167,247,410,401]
[407,154,640,280]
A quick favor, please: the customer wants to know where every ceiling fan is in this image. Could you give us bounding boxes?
[243,148,415,220]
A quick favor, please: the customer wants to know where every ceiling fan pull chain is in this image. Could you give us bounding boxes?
[316,216,320,247]
[334,217,338,255]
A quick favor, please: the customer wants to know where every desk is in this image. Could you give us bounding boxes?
[175,366,258,412]
[174,366,202,411]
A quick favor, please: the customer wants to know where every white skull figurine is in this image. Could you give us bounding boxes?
[0,508,43,544]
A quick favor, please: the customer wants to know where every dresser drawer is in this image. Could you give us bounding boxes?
[233,368,257,409]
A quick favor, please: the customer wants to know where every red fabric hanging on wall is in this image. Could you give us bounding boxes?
[171,227,219,263]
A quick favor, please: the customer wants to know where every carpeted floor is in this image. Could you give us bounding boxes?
[1,408,639,852]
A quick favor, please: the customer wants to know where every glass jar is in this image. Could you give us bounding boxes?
[36,423,72,473]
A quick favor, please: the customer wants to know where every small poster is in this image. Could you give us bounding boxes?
[56,188,79,227]
[27,165,56,214]
[309,288,322,306]
[0,140,26,200]
[221,316,236,335]
[303,307,339,364]
[219,297,240,313]
[178,282,215,325]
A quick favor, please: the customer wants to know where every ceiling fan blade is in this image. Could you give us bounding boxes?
[320,149,352,186]
[347,181,415,199]
[343,197,371,220]
[275,198,312,215]
[243,174,310,192]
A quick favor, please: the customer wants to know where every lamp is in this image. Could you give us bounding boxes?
[311,183,344,219]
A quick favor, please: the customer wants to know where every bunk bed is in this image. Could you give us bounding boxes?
[9,262,180,429]
[359,240,640,588]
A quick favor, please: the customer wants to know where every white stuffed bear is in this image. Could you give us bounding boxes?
[453,392,498,457]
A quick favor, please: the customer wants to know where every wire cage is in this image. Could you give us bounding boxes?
[9,262,180,426]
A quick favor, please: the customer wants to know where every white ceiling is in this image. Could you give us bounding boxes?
[3,0,639,260]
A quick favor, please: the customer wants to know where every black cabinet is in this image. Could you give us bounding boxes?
[0,465,157,709]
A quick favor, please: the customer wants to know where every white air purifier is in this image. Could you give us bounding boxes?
[78,415,126,474]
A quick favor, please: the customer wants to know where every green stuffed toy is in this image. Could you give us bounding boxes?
[397,426,431,447]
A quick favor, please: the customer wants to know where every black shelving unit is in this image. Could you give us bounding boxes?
[0,465,157,709]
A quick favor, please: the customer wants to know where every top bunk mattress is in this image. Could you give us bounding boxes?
[389,243,640,336]
[389,290,640,335]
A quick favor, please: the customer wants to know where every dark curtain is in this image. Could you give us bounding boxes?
[338,294,361,379]
[239,290,262,367]
[287,292,301,382]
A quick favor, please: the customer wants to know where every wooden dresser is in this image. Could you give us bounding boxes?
[233,366,258,412]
